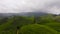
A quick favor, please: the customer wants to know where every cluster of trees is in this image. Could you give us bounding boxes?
[0,14,60,34]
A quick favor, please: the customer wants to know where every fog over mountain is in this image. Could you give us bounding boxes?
[0,11,58,17]
[0,0,60,14]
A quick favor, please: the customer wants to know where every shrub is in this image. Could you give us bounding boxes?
[19,24,58,34]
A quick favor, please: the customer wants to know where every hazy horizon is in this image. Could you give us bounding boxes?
[0,0,60,14]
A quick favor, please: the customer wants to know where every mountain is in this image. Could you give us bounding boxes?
[0,12,47,17]
[18,12,48,17]
[25,12,48,16]
[0,11,58,17]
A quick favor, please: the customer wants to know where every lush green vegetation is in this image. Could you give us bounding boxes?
[0,15,60,34]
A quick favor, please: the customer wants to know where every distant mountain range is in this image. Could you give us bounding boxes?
[20,12,48,16]
[0,11,58,18]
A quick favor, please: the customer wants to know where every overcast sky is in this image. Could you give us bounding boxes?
[0,0,60,14]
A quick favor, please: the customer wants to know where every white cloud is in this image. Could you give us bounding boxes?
[0,0,60,14]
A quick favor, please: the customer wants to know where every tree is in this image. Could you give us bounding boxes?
[36,15,55,24]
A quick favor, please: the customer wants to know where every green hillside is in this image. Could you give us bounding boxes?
[0,15,60,34]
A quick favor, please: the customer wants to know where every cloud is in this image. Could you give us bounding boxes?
[43,0,60,14]
[0,0,60,14]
